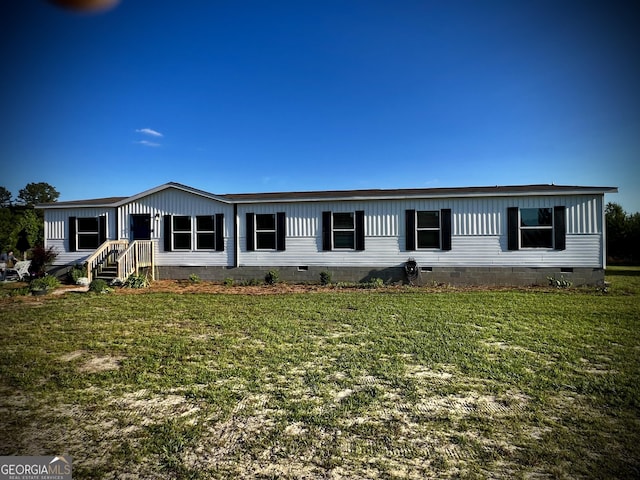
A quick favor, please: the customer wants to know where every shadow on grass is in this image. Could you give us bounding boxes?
[606,266,640,277]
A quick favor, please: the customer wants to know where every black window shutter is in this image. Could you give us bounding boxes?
[322,211,332,251]
[246,213,255,251]
[355,210,365,251]
[215,213,225,251]
[69,216,77,252]
[98,215,107,245]
[164,215,172,251]
[507,207,519,251]
[441,208,452,251]
[276,212,286,251]
[405,209,416,251]
[554,206,566,250]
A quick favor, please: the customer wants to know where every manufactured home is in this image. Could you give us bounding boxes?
[37,182,617,286]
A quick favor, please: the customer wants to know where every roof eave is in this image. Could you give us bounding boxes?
[227,186,619,204]
[36,182,232,209]
[35,184,619,208]
[36,198,127,209]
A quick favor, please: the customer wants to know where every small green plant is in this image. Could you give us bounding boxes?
[547,275,572,289]
[265,270,280,285]
[595,281,610,294]
[10,286,31,297]
[363,277,385,288]
[223,277,234,287]
[68,263,87,284]
[331,278,386,289]
[188,273,201,284]
[123,273,150,289]
[1,285,31,297]
[30,275,60,292]
[89,279,110,293]
[320,271,332,286]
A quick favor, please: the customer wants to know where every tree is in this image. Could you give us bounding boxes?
[10,209,43,254]
[0,207,13,249]
[18,182,59,206]
[628,212,640,264]
[606,202,640,264]
[605,202,626,261]
[0,186,11,207]
[0,182,59,258]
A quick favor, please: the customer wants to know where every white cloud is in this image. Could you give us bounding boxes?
[136,128,163,137]
[135,140,162,147]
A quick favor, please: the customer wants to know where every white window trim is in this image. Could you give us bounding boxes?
[332,212,355,250]
[195,215,216,251]
[519,208,553,249]
[416,210,441,250]
[255,213,277,250]
[77,217,100,251]
[172,215,192,251]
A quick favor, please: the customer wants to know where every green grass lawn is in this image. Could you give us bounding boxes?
[1,270,639,479]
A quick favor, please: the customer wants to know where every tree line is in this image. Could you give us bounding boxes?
[0,183,59,257]
[606,202,640,265]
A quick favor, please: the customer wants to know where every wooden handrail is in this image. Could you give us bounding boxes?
[85,240,129,282]
[115,240,155,282]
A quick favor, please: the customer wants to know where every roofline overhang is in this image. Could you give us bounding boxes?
[225,185,619,204]
[35,184,619,208]
[35,198,127,209]
[36,182,232,209]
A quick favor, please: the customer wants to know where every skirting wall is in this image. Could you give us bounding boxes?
[155,265,605,287]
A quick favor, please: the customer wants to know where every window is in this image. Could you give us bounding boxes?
[520,208,553,248]
[507,206,566,250]
[69,216,106,252]
[246,212,285,251]
[173,216,191,250]
[333,212,355,249]
[77,217,100,250]
[322,211,365,251]
[164,214,224,252]
[255,214,276,250]
[405,209,451,251]
[196,215,215,250]
[416,211,440,249]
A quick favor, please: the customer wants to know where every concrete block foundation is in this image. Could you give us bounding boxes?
[155,265,605,287]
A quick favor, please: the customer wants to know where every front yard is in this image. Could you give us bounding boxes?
[1,269,639,478]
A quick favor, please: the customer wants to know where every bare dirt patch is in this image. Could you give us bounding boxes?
[112,390,201,426]
[78,355,124,373]
[112,279,561,296]
[59,350,85,362]
[51,285,89,295]
[59,350,125,373]
[117,280,327,295]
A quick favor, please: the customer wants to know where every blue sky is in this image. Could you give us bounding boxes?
[1,0,638,210]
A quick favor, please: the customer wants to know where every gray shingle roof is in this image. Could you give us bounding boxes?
[37,183,618,208]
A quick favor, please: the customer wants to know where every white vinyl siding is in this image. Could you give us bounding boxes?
[237,195,605,267]
[43,186,607,269]
[44,208,114,240]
